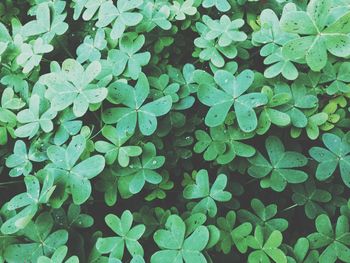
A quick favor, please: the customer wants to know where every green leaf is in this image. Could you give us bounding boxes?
[116,142,164,194]
[103,73,172,136]
[248,136,308,191]
[183,169,231,217]
[42,59,107,117]
[96,0,143,40]
[4,212,68,262]
[307,214,350,263]
[47,135,105,204]
[247,226,287,263]
[202,0,230,12]
[281,1,350,71]
[152,214,209,263]
[198,69,267,132]
[1,173,55,234]
[15,94,57,138]
[96,210,145,260]
[95,125,142,166]
[238,199,288,235]
[310,133,350,187]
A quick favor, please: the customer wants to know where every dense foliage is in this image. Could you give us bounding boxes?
[1,0,350,262]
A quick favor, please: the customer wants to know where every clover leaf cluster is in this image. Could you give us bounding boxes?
[1,0,350,262]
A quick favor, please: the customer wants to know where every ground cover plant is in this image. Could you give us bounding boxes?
[1,0,350,262]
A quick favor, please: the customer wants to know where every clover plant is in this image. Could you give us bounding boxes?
[1,1,350,262]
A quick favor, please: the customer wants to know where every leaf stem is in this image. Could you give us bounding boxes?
[90,124,106,140]
[245,178,257,185]
[0,181,22,186]
[283,203,299,212]
[58,40,74,58]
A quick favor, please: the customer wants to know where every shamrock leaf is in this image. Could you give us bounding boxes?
[15,94,57,139]
[322,182,348,217]
[309,132,350,187]
[320,62,350,95]
[263,48,299,80]
[231,221,253,255]
[74,0,106,21]
[238,199,288,234]
[247,226,287,263]
[307,214,350,263]
[168,63,198,95]
[0,235,16,263]
[133,206,171,238]
[145,171,174,201]
[42,59,107,117]
[1,174,55,234]
[96,210,146,260]
[0,22,11,58]
[15,36,53,74]
[171,0,197,21]
[0,2,19,25]
[0,73,29,99]
[67,204,94,229]
[292,178,332,219]
[183,169,232,217]
[216,211,253,254]
[151,214,209,263]
[19,2,51,37]
[105,34,151,80]
[149,74,180,103]
[204,15,247,47]
[295,111,329,140]
[163,64,196,110]
[275,82,318,129]
[20,2,68,39]
[46,135,105,204]
[52,203,94,229]
[248,136,308,191]
[96,0,143,40]
[137,1,171,31]
[194,128,226,163]
[1,87,25,113]
[194,125,255,164]
[4,212,68,262]
[95,167,120,206]
[198,69,267,132]
[257,86,292,135]
[37,246,79,263]
[76,28,107,63]
[117,142,164,194]
[252,9,298,80]
[103,73,172,136]
[319,97,345,132]
[281,1,350,71]
[6,140,37,177]
[95,125,142,166]
[286,237,319,263]
[105,255,145,263]
[53,109,82,146]
[0,88,24,145]
[194,22,240,68]
[201,0,230,12]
